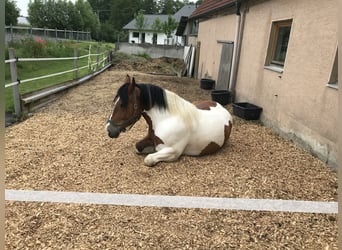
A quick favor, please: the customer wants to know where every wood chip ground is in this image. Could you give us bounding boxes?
[5,69,337,249]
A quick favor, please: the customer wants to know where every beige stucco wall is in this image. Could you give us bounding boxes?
[196,0,338,167]
[197,14,236,80]
[236,0,338,167]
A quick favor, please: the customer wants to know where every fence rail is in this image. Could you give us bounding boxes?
[5,25,92,43]
[5,45,112,117]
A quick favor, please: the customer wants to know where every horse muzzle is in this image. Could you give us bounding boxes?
[106,122,125,138]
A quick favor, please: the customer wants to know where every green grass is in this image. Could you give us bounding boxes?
[5,39,115,113]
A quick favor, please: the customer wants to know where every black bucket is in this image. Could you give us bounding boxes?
[232,102,263,120]
[200,78,215,89]
[211,90,231,105]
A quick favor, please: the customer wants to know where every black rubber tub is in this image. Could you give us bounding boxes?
[232,102,263,120]
[200,78,215,89]
[211,90,231,105]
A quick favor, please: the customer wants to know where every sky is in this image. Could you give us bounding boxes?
[16,0,29,16]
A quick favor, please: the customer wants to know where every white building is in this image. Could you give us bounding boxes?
[122,5,196,46]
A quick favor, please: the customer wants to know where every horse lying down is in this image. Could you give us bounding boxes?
[106,75,233,166]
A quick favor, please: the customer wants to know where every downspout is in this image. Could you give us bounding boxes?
[228,0,245,101]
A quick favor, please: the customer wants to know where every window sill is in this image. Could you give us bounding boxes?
[264,65,284,73]
[326,83,338,90]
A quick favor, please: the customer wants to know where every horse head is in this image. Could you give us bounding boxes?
[106,75,143,138]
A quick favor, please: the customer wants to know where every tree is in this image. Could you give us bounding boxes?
[158,0,185,14]
[28,0,99,38]
[87,0,112,23]
[5,0,20,26]
[162,15,178,44]
[151,17,162,32]
[151,15,178,45]
[134,9,147,43]
[75,0,100,39]
[142,0,158,14]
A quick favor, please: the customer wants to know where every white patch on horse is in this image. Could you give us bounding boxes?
[105,96,120,131]
[164,90,199,129]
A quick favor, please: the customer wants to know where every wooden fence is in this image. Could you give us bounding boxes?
[5,46,112,117]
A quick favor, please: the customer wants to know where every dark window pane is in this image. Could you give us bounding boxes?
[273,26,290,65]
[329,49,338,84]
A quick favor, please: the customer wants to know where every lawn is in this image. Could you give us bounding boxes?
[5,39,115,113]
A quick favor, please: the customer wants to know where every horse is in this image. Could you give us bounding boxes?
[106,75,233,167]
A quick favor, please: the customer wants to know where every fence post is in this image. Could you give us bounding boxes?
[10,24,13,42]
[9,48,21,117]
[74,48,78,79]
[96,46,100,69]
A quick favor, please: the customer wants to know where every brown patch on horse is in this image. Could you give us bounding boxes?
[224,120,233,142]
[193,100,217,110]
[199,142,221,156]
[199,120,232,156]
[136,112,164,153]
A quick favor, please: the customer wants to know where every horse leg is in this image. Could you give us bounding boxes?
[135,112,156,154]
[135,136,155,154]
[144,147,181,167]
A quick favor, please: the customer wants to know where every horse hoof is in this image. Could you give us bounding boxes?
[136,146,155,155]
[144,155,156,167]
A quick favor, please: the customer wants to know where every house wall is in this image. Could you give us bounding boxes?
[128,31,180,45]
[235,0,338,167]
[117,42,184,59]
[186,35,198,47]
[196,14,236,80]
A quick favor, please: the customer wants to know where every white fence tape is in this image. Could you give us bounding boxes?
[5,49,110,88]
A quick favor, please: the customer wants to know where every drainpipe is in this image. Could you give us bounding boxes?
[228,0,244,101]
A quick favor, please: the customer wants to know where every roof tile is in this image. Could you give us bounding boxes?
[190,0,236,19]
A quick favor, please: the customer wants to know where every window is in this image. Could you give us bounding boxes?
[265,19,292,70]
[328,48,338,88]
[190,19,198,35]
[153,33,157,44]
[133,32,139,38]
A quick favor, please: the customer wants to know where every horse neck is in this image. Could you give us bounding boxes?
[162,90,199,128]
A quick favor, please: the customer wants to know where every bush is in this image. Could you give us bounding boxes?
[7,38,47,58]
[45,41,74,57]
[135,52,151,60]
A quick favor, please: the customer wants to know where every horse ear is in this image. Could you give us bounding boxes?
[125,74,131,84]
[128,77,136,93]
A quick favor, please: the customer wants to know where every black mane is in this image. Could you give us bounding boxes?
[138,84,167,110]
[116,83,167,110]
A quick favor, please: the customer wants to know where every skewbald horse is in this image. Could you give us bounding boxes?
[106,75,233,166]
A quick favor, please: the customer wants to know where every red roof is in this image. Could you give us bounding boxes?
[190,0,236,19]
